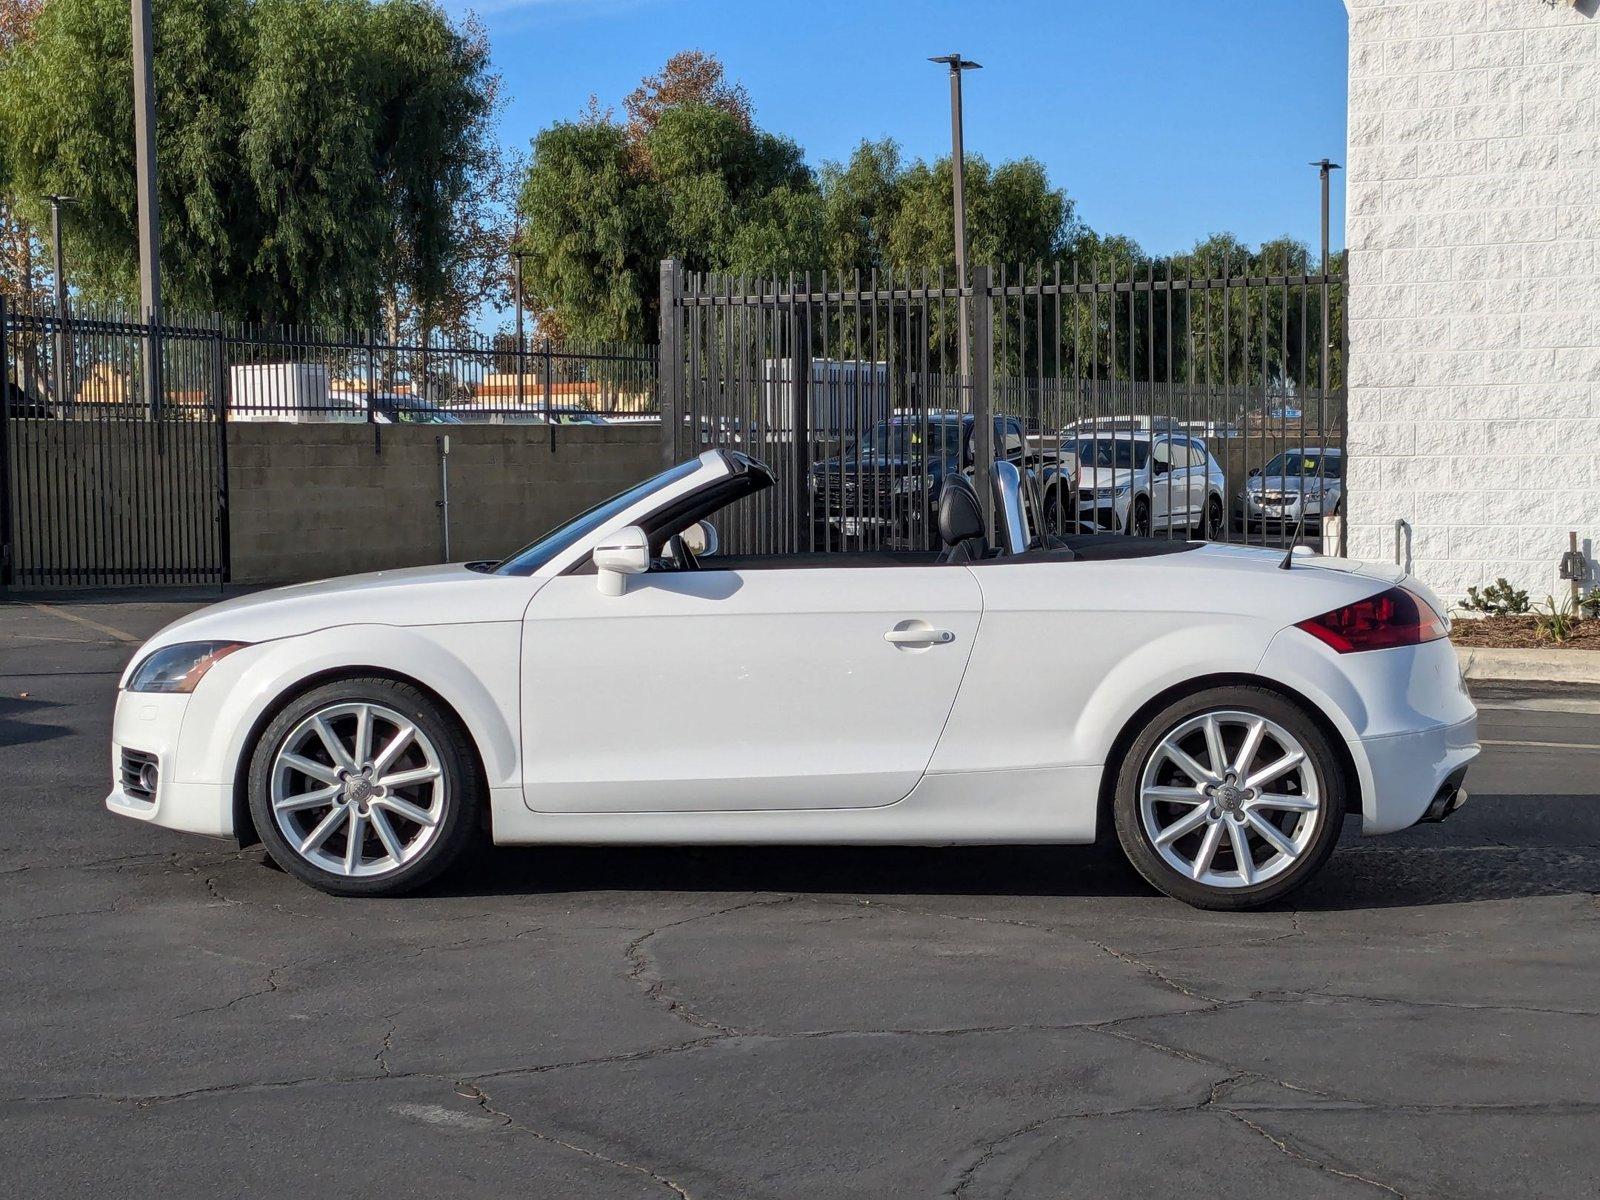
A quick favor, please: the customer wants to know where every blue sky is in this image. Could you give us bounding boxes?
[450,0,1349,258]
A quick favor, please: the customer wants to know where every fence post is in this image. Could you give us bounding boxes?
[542,336,555,451]
[969,264,995,540]
[211,313,231,586]
[0,292,12,589]
[787,288,811,553]
[658,258,684,467]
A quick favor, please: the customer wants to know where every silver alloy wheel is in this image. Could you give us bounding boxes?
[269,701,447,878]
[1137,708,1321,889]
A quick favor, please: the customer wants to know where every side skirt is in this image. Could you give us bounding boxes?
[486,766,1101,846]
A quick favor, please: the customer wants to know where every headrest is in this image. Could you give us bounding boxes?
[938,475,985,548]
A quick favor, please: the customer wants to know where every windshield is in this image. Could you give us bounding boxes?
[1263,452,1341,479]
[1070,438,1149,470]
[493,459,702,575]
[859,420,964,461]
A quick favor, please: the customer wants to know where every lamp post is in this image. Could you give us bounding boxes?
[131,0,162,415]
[511,242,530,411]
[47,194,77,407]
[1310,157,1342,555]
[929,53,980,379]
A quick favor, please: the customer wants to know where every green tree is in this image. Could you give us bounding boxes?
[0,0,48,306]
[0,0,498,325]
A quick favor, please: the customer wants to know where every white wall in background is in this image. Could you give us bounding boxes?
[1343,0,1599,603]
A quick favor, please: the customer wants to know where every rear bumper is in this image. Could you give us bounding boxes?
[1354,715,1479,835]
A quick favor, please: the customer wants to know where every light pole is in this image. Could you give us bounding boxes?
[47,195,76,316]
[511,241,530,410]
[131,0,162,414]
[1310,157,1343,555]
[47,194,77,407]
[930,53,980,379]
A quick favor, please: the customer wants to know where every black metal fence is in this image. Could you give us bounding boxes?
[1,300,657,587]
[659,258,1346,557]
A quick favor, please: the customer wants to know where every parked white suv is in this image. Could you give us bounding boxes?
[1040,430,1227,538]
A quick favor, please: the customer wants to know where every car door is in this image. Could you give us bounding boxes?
[1149,438,1178,529]
[519,562,983,813]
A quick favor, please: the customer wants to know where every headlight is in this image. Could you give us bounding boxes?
[1092,483,1130,498]
[126,641,249,693]
[894,473,929,495]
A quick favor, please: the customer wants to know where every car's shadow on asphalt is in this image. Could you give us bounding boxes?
[422,797,1600,911]
[0,695,72,750]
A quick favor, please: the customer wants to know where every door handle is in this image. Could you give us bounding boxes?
[884,627,956,647]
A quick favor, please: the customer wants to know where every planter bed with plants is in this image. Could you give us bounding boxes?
[1449,577,1600,654]
[1450,616,1600,651]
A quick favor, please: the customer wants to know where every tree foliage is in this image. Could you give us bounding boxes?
[517,54,1081,344]
[0,0,502,326]
[0,0,47,305]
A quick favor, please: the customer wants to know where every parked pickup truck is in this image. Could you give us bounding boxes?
[808,413,1027,547]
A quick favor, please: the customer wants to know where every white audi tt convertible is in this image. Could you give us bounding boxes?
[107,449,1477,908]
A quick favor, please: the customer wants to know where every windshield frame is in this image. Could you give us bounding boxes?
[1262,450,1342,479]
[492,457,710,576]
[858,418,965,462]
[1068,436,1150,472]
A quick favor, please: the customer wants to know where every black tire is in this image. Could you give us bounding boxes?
[1041,486,1075,536]
[1203,495,1224,541]
[247,676,483,898]
[1111,685,1345,910]
[1129,498,1151,538]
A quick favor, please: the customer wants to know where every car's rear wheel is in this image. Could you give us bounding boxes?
[247,677,482,897]
[1112,686,1345,910]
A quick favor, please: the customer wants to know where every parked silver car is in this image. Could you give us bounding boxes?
[1040,430,1228,538]
[1233,447,1344,531]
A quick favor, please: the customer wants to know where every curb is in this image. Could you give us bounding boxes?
[1456,644,1600,684]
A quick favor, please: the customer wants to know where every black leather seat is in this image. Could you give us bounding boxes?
[937,476,988,564]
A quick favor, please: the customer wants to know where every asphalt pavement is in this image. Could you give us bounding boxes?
[3,594,1599,1199]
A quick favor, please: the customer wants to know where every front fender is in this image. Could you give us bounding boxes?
[173,622,523,804]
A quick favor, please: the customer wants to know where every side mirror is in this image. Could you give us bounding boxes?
[1153,459,1170,475]
[594,525,650,596]
[680,519,719,558]
[1248,467,1262,478]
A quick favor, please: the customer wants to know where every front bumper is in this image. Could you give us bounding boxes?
[1235,493,1328,526]
[105,689,234,838]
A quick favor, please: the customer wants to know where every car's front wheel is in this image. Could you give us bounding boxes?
[1112,686,1345,909]
[247,677,482,897]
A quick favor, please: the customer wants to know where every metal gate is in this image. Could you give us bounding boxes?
[1,298,228,588]
[659,257,1345,556]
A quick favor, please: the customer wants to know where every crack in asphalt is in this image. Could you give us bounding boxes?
[1221,1108,1406,1197]
[458,1079,694,1200]
[623,896,797,1036]
[375,1012,400,1076]
[1085,937,1220,1002]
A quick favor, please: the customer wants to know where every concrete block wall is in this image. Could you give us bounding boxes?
[1344,0,1600,603]
[226,423,662,584]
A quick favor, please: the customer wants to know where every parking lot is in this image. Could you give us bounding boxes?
[4,595,1599,1200]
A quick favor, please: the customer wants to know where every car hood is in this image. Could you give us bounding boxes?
[1073,467,1137,491]
[813,455,944,475]
[131,564,537,660]
[1247,475,1341,493]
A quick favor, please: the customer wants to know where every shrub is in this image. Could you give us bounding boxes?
[1533,595,1579,644]
[1459,578,1530,618]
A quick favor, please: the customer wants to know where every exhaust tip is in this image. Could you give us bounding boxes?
[1420,769,1470,823]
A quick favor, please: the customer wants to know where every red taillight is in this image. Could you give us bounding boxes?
[1295,586,1448,653]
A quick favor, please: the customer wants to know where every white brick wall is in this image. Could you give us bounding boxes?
[1344,0,1600,604]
